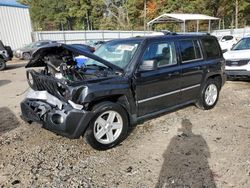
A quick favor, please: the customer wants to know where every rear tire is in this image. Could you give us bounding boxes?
[84,102,129,150]
[196,78,220,110]
[0,59,6,71]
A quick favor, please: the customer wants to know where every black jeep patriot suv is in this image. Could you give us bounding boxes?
[21,34,226,150]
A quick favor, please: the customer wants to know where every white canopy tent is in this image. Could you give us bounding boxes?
[147,13,220,33]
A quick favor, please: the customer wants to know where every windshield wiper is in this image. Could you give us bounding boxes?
[85,64,124,74]
[85,64,108,69]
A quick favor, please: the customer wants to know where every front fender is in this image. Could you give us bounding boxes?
[71,79,136,116]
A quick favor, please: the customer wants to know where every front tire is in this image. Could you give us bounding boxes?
[22,52,31,60]
[0,59,6,71]
[196,79,220,110]
[84,102,129,150]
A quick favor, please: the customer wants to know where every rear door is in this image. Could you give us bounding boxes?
[134,40,181,117]
[178,38,205,103]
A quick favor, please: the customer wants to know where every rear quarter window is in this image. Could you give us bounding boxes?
[201,38,221,59]
[221,35,233,41]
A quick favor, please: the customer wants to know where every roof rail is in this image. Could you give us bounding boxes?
[177,32,210,35]
[159,30,177,35]
[157,31,210,36]
[150,31,211,37]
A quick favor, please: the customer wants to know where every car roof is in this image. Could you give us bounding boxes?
[71,43,90,46]
[107,33,214,43]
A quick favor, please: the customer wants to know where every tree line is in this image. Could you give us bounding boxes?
[19,0,250,31]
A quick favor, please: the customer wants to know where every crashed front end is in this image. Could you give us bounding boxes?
[20,70,94,138]
[20,43,121,138]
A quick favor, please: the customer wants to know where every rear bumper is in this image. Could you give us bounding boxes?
[20,99,94,139]
[226,70,250,77]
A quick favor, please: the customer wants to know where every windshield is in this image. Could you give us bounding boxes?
[85,40,140,69]
[232,38,250,50]
[25,42,37,48]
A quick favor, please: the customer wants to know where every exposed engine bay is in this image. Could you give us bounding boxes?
[39,54,113,83]
[26,44,119,83]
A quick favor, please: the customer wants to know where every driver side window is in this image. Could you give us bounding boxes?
[142,42,177,68]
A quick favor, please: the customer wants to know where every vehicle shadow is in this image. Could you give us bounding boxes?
[5,62,26,70]
[127,105,193,142]
[0,80,11,87]
[0,107,20,135]
[156,118,216,188]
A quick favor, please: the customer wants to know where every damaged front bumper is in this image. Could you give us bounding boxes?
[20,89,94,139]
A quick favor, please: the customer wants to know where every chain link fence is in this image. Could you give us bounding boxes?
[32,28,250,44]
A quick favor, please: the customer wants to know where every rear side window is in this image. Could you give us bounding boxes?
[179,40,202,62]
[201,38,221,59]
[142,42,177,67]
[221,35,233,41]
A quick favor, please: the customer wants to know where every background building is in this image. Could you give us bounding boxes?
[0,0,32,50]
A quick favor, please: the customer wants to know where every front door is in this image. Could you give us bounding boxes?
[134,41,181,117]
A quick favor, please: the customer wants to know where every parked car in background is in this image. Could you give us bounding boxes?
[87,40,107,50]
[14,40,57,60]
[20,34,226,150]
[218,35,238,52]
[70,44,95,53]
[224,36,250,79]
[0,40,13,71]
[93,41,106,49]
[149,30,175,36]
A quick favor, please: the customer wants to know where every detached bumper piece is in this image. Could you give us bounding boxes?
[21,99,94,139]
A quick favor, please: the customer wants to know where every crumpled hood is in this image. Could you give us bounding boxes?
[25,43,123,72]
[223,49,250,60]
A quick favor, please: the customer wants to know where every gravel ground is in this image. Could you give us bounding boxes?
[0,60,250,188]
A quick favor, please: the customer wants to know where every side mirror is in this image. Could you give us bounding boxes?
[140,60,157,71]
